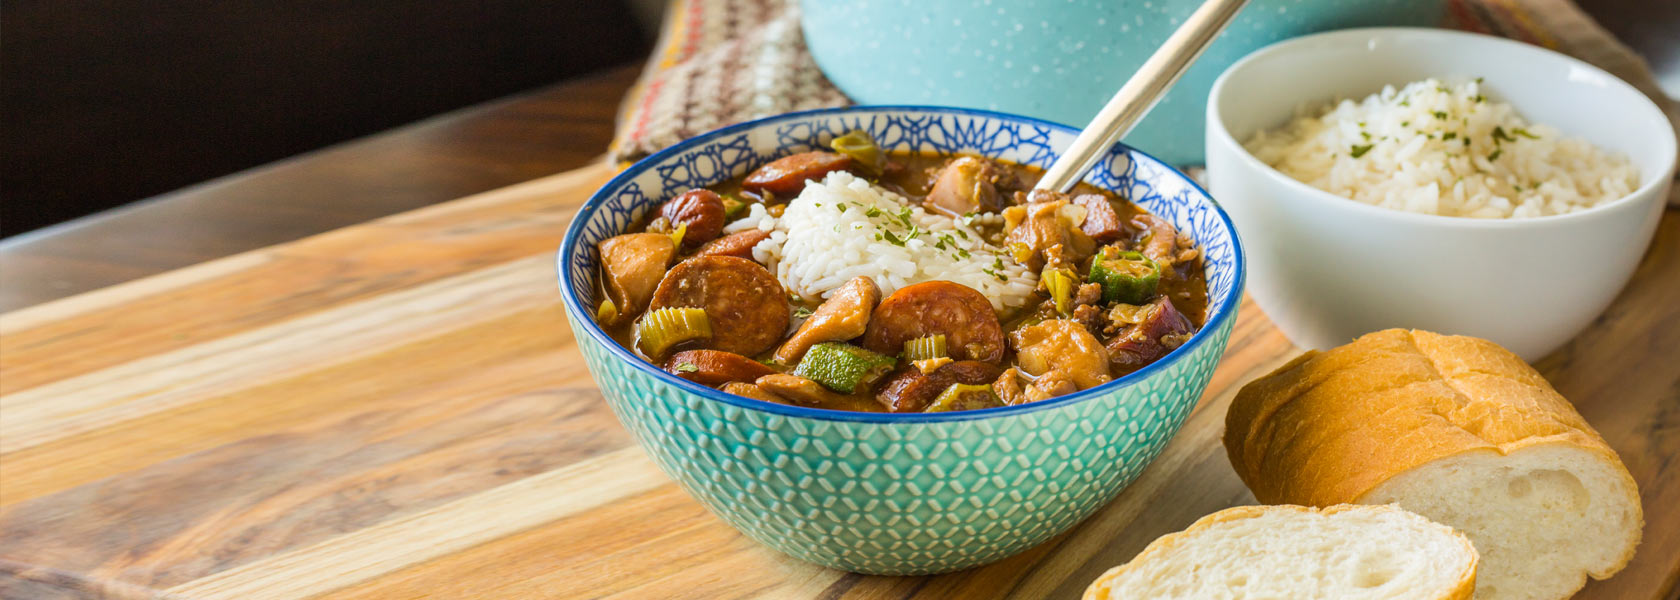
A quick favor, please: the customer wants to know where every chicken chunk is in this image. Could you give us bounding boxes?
[923,156,1006,217]
[1012,319,1112,399]
[1003,192,1096,271]
[722,382,789,404]
[597,233,677,324]
[774,276,881,364]
[753,374,879,412]
[992,367,1027,406]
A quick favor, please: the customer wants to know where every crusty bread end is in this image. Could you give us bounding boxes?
[1224,329,1642,600]
[1083,504,1477,600]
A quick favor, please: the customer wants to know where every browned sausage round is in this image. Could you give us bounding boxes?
[1106,296,1194,376]
[661,189,726,247]
[665,349,777,386]
[649,256,791,356]
[741,151,853,196]
[875,360,1003,413]
[695,229,771,260]
[861,281,1004,362]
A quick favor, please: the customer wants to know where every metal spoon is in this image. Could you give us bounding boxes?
[1035,0,1251,193]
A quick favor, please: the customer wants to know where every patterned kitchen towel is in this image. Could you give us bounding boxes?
[610,0,1677,193]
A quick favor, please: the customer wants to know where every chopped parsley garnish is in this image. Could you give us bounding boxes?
[1488,149,1503,161]
[1349,144,1374,158]
[1512,128,1540,139]
[1493,126,1517,143]
[864,206,883,218]
[672,362,699,373]
[1441,132,1457,141]
[793,306,814,318]
[981,257,1009,281]
[1432,111,1448,120]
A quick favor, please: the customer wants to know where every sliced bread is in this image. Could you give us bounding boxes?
[1224,329,1642,600]
[1083,504,1477,600]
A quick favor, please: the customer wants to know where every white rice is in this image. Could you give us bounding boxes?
[1244,78,1639,218]
[725,171,1036,312]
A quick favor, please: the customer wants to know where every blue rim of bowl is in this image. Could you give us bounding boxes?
[1207,27,1679,228]
[557,105,1247,423]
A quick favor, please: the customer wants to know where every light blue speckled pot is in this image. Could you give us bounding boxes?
[557,107,1245,575]
[800,0,1444,165]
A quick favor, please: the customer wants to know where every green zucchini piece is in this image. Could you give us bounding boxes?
[636,307,711,359]
[792,342,897,394]
[902,334,948,361]
[1088,250,1161,304]
[925,383,1003,412]
[829,130,885,174]
[721,194,748,219]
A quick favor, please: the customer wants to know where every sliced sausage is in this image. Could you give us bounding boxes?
[1132,214,1180,268]
[661,189,727,247]
[696,229,771,260]
[597,233,677,324]
[774,276,880,365]
[742,151,854,196]
[1105,296,1195,376]
[649,255,791,356]
[1072,194,1124,243]
[874,360,1003,413]
[665,349,776,386]
[861,281,1004,362]
[722,382,790,404]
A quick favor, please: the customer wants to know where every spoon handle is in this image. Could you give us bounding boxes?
[1036,0,1251,193]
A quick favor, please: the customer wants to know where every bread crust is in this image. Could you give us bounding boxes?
[1221,329,1643,590]
[1081,504,1477,600]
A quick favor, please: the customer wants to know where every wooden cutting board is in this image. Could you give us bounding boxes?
[1,162,1675,600]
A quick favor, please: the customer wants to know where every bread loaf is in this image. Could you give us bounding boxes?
[1082,504,1478,600]
[1224,329,1641,600]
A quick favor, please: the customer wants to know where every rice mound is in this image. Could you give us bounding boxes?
[1244,78,1639,218]
[724,171,1036,312]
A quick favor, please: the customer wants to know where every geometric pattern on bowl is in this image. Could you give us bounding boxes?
[559,107,1246,574]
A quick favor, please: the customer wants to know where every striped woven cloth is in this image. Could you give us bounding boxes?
[609,0,1678,183]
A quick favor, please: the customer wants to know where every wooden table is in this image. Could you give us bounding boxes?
[1,159,1675,599]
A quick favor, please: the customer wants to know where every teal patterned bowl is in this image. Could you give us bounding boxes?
[801,0,1444,165]
[558,107,1244,575]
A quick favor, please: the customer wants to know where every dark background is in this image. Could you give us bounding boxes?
[2,1,648,237]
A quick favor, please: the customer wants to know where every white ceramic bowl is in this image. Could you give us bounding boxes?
[1206,28,1676,361]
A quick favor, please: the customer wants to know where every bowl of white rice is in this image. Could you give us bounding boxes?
[1206,27,1676,360]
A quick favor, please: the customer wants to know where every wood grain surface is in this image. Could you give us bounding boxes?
[0,162,1675,600]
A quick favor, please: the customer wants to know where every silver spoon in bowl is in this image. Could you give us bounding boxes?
[1035,0,1251,193]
